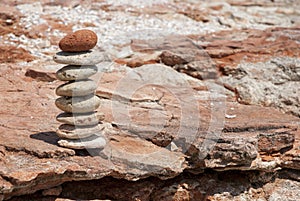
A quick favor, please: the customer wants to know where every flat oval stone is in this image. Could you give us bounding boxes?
[59,30,97,52]
[53,50,110,65]
[56,79,97,97]
[55,94,101,113]
[56,65,98,81]
[56,124,102,139]
[58,135,106,149]
[56,112,105,126]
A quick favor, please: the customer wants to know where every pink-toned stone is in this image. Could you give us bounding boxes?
[59,30,98,52]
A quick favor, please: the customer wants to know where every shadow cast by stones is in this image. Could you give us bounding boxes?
[30,131,59,146]
[30,132,103,157]
[74,148,102,156]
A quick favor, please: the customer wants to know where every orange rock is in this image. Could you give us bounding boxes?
[58,29,97,52]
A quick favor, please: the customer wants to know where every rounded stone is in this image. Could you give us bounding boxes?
[59,30,97,52]
[53,50,110,65]
[55,79,97,97]
[58,135,106,149]
[56,112,105,126]
[55,94,101,113]
[56,65,98,81]
[56,124,101,139]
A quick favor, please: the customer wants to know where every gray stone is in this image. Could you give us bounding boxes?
[222,57,300,117]
[55,94,101,113]
[56,124,103,139]
[53,50,110,65]
[56,79,97,97]
[56,112,105,126]
[58,135,107,149]
[56,65,98,81]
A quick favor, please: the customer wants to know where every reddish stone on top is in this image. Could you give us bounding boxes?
[59,30,98,52]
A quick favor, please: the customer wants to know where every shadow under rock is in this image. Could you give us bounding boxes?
[74,148,103,156]
[30,132,102,157]
[30,131,59,146]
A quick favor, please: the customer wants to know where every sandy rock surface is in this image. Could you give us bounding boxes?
[0,0,299,200]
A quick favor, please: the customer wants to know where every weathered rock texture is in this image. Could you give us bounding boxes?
[59,30,98,52]
[0,61,299,200]
[223,57,300,117]
[0,0,299,200]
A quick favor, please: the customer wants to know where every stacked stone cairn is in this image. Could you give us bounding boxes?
[53,30,107,150]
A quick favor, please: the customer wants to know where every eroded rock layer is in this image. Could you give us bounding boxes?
[0,0,299,200]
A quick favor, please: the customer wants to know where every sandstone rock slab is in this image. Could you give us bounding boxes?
[93,64,299,170]
[25,68,57,82]
[101,135,187,180]
[1,28,300,200]
[222,57,300,117]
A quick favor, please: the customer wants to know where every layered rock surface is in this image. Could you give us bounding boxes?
[0,0,299,200]
[0,62,299,200]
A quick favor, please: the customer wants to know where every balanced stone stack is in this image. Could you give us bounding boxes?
[53,30,107,150]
